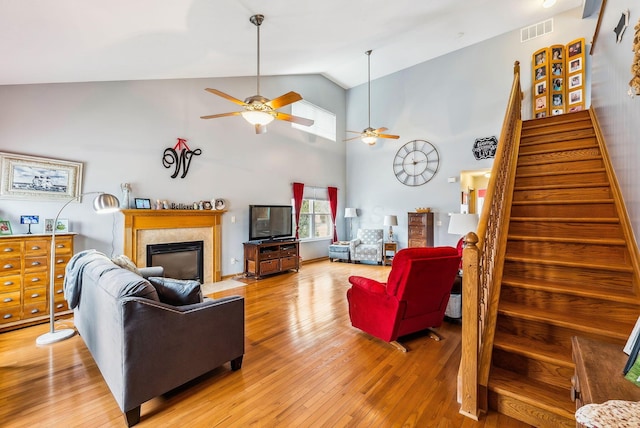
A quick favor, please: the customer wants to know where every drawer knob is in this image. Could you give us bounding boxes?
[3,314,11,319]
[56,274,64,279]
[31,293,40,298]
[31,261,41,266]
[31,278,40,282]
[3,264,13,269]
[56,289,63,294]
[3,281,13,286]
[3,297,12,303]
[31,308,39,314]
[3,248,13,252]
[56,259,64,264]
[31,246,41,250]
[56,244,65,248]
[56,303,64,309]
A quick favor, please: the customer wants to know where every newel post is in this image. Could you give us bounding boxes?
[459,231,480,420]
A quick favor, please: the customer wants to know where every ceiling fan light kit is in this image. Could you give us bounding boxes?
[200,14,313,134]
[345,50,399,145]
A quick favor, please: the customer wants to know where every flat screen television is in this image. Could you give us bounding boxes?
[249,205,294,242]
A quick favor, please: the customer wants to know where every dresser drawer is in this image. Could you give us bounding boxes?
[0,291,21,307]
[260,259,280,274]
[52,254,71,267]
[24,256,48,273]
[0,305,21,324]
[0,274,21,292]
[0,241,23,257]
[24,240,48,256]
[24,272,48,287]
[281,256,298,270]
[54,299,69,312]
[408,239,426,248]
[408,226,426,238]
[408,214,426,225]
[54,237,73,255]
[23,302,48,319]
[24,286,47,304]
[0,258,21,275]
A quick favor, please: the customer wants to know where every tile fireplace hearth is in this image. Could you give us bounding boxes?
[121,209,224,283]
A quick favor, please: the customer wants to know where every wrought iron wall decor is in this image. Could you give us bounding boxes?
[163,138,202,179]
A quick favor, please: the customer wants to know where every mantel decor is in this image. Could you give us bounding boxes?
[0,152,83,201]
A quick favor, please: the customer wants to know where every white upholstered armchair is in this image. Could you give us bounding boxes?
[349,229,384,264]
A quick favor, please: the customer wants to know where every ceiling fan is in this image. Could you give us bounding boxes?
[200,14,314,134]
[345,50,399,145]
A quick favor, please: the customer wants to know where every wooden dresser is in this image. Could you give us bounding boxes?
[572,336,640,427]
[0,233,75,332]
[407,212,434,247]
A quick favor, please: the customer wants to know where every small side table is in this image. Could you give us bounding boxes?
[383,242,397,266]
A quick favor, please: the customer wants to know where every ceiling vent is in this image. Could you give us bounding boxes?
[521,18,554,42]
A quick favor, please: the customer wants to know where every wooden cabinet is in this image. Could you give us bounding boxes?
[243,240,300,278]
[407,212,434,247]
[0,234,75,332]
[572,336,640,426]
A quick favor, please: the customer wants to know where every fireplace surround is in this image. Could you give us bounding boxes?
[121,209,224,283]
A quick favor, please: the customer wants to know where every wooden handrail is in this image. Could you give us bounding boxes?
[458,61,523,419]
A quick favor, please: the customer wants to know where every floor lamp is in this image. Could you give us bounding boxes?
[36,192,120,346]
[345,208,357,240]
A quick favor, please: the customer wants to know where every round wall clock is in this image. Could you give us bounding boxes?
[393,140,440,186]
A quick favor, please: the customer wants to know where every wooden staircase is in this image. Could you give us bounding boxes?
[486,110,640,427]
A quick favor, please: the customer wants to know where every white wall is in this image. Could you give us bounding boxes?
[345,7,596,248]
[590,0,640,245]
[0,74,346,276]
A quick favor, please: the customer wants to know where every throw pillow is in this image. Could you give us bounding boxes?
[111,255,141,276]
[148,277,203,306]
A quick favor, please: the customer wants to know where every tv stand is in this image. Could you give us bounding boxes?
[243,240,300,279]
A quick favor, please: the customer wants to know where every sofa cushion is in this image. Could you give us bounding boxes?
[111,254,141,276]
[148,277,203,306]
[98,268,160,301]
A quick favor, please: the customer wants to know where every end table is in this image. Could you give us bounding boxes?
[383,242,397,266]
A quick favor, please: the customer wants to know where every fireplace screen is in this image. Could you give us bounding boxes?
[147,241,204,283]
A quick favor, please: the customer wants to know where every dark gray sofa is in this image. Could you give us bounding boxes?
[64,251,244,426]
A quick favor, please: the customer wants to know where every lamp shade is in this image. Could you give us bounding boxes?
[93,193,121,213]
[345,208,358,218]
[383,215,398,226]
[448,213,479,235]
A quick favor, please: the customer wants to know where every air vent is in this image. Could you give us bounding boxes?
[521,18,553,42]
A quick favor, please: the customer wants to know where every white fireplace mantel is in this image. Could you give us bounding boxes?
[121,209,225,283]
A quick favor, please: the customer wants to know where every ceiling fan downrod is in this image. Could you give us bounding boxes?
[250,14,264,96]
[366,49,372,129]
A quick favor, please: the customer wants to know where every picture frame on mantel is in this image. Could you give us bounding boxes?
[0,152,83,201]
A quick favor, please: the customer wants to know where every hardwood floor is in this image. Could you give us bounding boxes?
[0,260,531,427]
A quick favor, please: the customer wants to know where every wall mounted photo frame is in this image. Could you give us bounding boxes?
[569,74,582,89]
[0,152,83,201]
[0,220,12,235]
[134,198,151,209]
[569,58,582,73]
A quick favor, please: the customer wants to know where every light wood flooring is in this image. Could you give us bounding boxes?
[0,260,532,427]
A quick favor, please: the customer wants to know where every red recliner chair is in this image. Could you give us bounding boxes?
[346,246,461,351]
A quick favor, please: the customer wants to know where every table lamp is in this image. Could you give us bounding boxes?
[383,215,398,242]
[345,208,358,240]
[36,191,120,346]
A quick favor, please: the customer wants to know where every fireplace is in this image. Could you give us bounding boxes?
[147,241,204,283]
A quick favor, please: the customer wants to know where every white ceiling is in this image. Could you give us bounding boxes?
[0,0,585,89]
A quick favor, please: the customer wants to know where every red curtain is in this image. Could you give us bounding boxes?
[328,186,338,243]
[293,182,304,239]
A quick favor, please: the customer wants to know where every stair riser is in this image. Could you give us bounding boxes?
[510,202,618,217]
[492,348,573,390]
[500,285,640,326]
[513,186,611,202]
[519,137,598,155]
[508,221,624,240]
[505,240,629,265]
[515,171,607,187]
[502,261,634,293]
[522,110,590,128]
[488,392,575,428]
[517,157,603,176]
[520,128,596,146]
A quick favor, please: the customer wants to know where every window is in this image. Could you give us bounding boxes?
[296,187,333,240]
[291,100,337,141]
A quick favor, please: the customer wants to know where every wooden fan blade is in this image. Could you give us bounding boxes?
[266,91,303,109]
[378,133,400,139]
[200,111,242,119]
[274,112,314,126]
[374,127,388,133]
[204,88,247,106]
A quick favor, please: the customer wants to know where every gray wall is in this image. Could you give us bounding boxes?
[345,7,597,248]
[0,75,346,276]
[590,0,640,245]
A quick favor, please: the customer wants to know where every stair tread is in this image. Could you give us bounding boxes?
[508,235,626,246]
[505,255,633,272]
[514,183,609,191]
[488,367,576,419]
[498,301,633,341]
[512,198,614,206]
[516,167,605,178]
[493,330,573,367]
[501,274,638,305]
[510,217,620,223]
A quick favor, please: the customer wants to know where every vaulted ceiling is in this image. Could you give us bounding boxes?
[1,0,587,89]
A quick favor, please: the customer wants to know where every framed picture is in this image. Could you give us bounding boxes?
[568,105,584,113]
[551,47,563,60]
[552,94,563,107]
[568,41,582,57]
[134,198,151,209]
[569,58,582,73]
[0,152,83,201]
[569,74,582,89]
[535,96,546,110]
[0,220,12,235]
[535,81,546,95]
[552,108,564,116]
[534,66,546,80]
[44,219,54,233]
[552,78,563,91]
[551,63,562,76]
[569,89,583,105]
[534,51,546,65]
